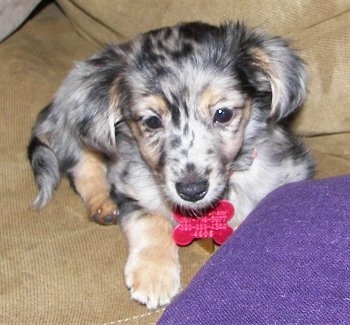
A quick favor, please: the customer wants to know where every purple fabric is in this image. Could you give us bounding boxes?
[158,176,350,324]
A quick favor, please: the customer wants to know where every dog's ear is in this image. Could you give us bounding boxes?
[54,45,126,155]
[232,23,307,120]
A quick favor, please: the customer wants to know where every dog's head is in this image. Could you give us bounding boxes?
[111,22,307,211]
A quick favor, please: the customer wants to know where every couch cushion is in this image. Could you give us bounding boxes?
[158,176,350,324]
[56,0,349,46]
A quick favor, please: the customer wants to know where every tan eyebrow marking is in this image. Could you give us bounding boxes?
[141,94,169,116]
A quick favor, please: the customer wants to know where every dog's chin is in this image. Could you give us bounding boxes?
[167,191,223,215]
[174,200,214,213]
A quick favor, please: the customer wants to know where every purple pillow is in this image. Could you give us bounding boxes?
[159,176,350,324]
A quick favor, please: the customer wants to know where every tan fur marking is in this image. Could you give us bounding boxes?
[139,144,162,171]
[127,120,161,171]
[123,213,180,309]
[200,85,247,118]
[250,47,281,116]
[142,94,169,117]
[221,100,252,161]
[123,212,174,249]
[201,87,225,113]
[73,150,118,224]
[129,95,170,171]
[108,78,122,148]
[250,47,271,68]
[37,135,51,147]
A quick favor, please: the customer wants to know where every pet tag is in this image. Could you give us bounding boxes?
[173,200,235,249]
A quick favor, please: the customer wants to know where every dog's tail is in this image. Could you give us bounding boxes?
[27,136,60,208]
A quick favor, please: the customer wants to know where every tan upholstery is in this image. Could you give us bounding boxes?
[1,1,349,323]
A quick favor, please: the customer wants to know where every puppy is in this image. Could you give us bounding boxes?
[28,22,314,309]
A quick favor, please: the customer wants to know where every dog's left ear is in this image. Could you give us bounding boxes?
[234,24,307,120]
[54,44,127,156]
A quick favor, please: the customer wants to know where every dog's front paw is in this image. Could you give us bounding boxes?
[88,198,119,225]
[125,249,181,309]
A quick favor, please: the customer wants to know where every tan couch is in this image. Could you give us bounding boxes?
[1,1,349,323]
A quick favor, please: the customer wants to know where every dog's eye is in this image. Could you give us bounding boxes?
[145,116,163,129]
[213,108,234,124]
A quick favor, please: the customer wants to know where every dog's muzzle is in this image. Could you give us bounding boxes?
[175,179,209,202]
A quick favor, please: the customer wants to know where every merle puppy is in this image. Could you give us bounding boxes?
[28,22,314,309]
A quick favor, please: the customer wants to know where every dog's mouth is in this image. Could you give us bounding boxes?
[172,199,222,218]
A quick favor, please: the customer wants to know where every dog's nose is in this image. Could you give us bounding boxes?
[175,179,209,202]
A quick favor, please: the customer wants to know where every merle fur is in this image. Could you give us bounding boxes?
[28,21,314,224]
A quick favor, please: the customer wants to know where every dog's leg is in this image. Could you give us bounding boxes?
[72,150,119,225]
[122,211,180,309]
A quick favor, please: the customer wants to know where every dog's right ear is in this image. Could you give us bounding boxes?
[54,45,126,155]
[248,38,307,120]
[230,23,307,121]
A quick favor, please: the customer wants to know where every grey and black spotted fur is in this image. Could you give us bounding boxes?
[28,22,314,309]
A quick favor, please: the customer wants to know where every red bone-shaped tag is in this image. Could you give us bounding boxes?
[173,200,235,246]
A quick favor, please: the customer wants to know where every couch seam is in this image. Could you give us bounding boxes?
[103,307,166,324]
[301,8,350,32]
